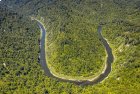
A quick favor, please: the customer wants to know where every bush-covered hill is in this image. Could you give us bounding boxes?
[0,0,140,94]
[3,0,106,78]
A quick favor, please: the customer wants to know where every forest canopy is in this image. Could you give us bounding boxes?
[0,0,140,94]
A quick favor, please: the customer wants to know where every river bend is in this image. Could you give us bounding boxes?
[38,21,114,86]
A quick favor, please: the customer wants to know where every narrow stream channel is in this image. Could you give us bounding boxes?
[38,21,114,86]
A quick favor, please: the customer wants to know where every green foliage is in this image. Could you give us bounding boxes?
[38,0,106,77]
[0,6,47,94]
[0,0,140,94]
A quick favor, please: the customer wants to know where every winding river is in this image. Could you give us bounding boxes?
[38,21,114,86]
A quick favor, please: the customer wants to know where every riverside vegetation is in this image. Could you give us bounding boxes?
[0,0,140,94]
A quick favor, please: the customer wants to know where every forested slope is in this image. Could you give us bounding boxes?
[40,0,106,77]
[3,0,106,77]
[0,5,48,93]
[0,0,140,94]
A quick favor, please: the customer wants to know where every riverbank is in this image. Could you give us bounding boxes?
[37,20,114,85]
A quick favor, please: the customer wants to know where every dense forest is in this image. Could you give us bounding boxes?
[0,0,140,94]
[3,0,107,78]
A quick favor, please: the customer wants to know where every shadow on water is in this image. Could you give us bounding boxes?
[37,21,114,86]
